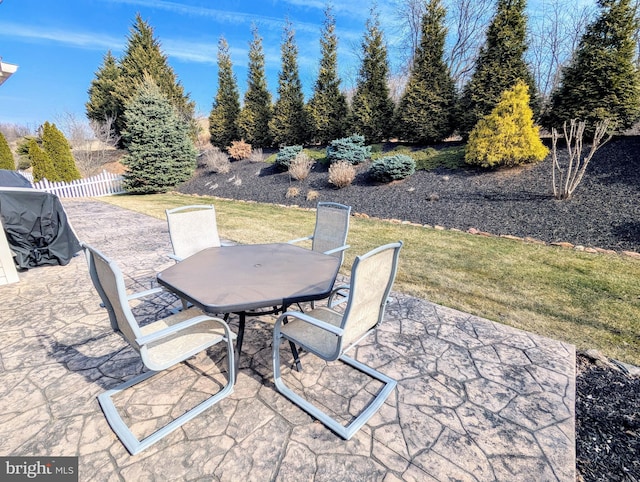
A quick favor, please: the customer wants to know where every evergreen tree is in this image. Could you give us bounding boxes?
[349,8,395,143]
[28,139,57,183]
[269,19,310,146]
[121,76,197,193]
[458,0,537,138]
[86,50,121,127]
[465,80,548,167]
[544,0,640,132]
[0,131,15,170]
[41,122,81,182]
[238,25,273,148]
[113,14,195,143]
[209,37,241,149]
[394,0,457,144]
[308,5,348,145]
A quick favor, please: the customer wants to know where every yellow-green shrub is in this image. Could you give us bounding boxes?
[465,81,549,168]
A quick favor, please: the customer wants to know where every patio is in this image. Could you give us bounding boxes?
[0,199,575,481]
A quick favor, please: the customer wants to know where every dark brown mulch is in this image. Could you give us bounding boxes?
[576,353,640,482]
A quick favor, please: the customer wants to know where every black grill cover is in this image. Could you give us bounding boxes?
[0,190,82,269]
[0,170,32,188]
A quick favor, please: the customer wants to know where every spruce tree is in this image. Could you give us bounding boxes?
[28,139,57,183]
[308,6,348,145]
[269,19,310,146]
[209,37,241,150]
[0,131,15,170]
[458,0,536,138]
[349,8,395,143]
[121,76,197,193]
[394,0,457,144]
[544,0,640,132]
[238,25,273,148]
[86,51,121,127]
[114,14,195,143]
[41,122,81,181]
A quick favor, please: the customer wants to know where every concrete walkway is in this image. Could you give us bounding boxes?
[0,199,575,481]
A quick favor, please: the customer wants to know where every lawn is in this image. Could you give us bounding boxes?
[103,193,640,366]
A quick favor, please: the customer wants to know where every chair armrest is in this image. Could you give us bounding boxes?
[328,285,350,307]
[167,253,183,262]
[323,244,350,256]
[220,241,236,247]
[287,235,313,245]
[127,287,164,302]
[275,310,344,337]
[136,315,235,345]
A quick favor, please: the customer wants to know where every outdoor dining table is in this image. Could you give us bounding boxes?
[156,243,342,371]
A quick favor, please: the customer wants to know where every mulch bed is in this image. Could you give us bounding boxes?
[177,136,640,481]
[576,353,640,481]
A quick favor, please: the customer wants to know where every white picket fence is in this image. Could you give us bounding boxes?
[19,170,126,198]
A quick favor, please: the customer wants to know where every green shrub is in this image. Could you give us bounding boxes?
[274,145,303,171]
[369,154,416,182]
[28,139,57,182]
[326,134,371,165]
[0,131,15,170]
[42,121,81,181]
[465,81,548,168]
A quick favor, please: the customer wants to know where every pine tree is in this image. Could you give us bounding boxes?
[394,0,457,144]
[308,6,348,145]
[28,139,58,183]
[86,50,121,127]
[209,37,241,149]
[465,81,548,168]
[0,131,15,170]
[458,0,537,138]
[544,0,640,132]
[269,19,310,146]
[121,76,197,193]
[238,25,273,148]
[349,8,395,143]
[41,122,81,181]
[113,14,195,143]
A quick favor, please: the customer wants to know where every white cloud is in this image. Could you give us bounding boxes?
[0,21,123,51]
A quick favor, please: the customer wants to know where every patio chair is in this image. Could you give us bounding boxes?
[82,243,235,455]
[166,204,222,262]
[272,241,403,440]
[288,202,351,266]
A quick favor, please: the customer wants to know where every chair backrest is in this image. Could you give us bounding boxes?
[166,205,221,260]
[340,241,403,349]
[312,202,351,261]
[82,243,144,351]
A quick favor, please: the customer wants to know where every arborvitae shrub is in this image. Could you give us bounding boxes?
[42,121,81,181]
[369,154,416,182]
[465,81,548,168]
[326,134,371,165]
[275,145,303,171]
[28,139,57,182]
[0,131,15,170]
[227,140,252,160]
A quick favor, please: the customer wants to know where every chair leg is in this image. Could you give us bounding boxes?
[99,339,235,455]
[272,339,396,440]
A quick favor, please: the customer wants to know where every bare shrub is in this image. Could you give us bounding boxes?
[551,119,611,200]
[249,148,264,162]
[288,152,314,181]
[328,161,356,188]
[306,190,320,201]
[201,147,231,174]
[286,186,300,198]
[227,140,252,160]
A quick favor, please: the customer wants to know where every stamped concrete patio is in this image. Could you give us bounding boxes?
[0,199,575,481]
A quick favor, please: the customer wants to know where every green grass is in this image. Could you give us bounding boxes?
[103,193,640,366]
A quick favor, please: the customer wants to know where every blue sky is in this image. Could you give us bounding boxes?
[0,0,400,129]
[0,0,596,130]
